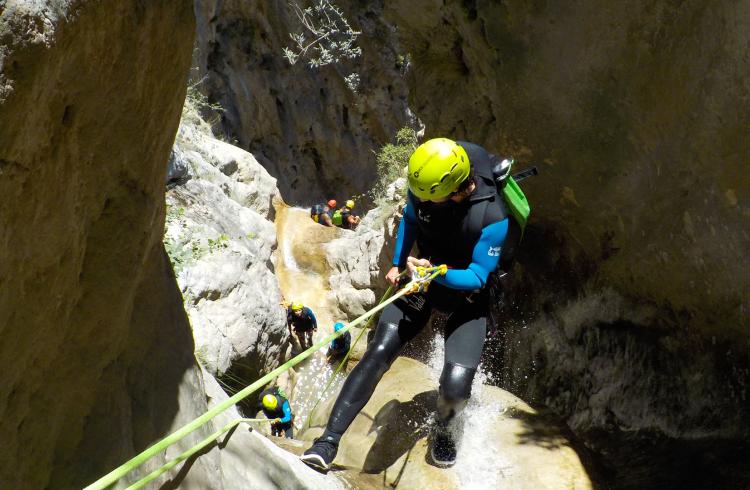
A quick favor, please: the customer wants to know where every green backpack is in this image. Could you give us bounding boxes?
[331,209,343,226]
[503,172,532,232]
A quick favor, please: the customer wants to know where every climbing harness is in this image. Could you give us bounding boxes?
[85,266,446,490]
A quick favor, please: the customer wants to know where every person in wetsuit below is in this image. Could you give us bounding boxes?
[326,321,351,363]
[300,138,512,471]
[287,302,317,349]
[310,199,337,227]
[259,387,295,439]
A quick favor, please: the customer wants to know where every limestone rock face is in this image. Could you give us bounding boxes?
[192,0,412,202]
[165,121,287,378]
[0,1,196,487]
[181,368,342,490]
[301,357,593,489]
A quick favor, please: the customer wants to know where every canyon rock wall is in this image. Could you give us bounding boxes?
[166,118,287,379]
[192,0,413,203]
[0,1,196,487]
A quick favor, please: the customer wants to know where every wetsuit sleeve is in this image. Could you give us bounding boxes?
[392,197,418,268]
[279,400,292,423]
[434,219,508,290]
[306,308,317,329]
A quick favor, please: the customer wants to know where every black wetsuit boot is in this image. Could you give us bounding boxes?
[430,363,475,467]
[299,432,340,472]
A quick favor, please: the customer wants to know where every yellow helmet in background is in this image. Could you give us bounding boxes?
[290,302,303,311]
[262,394,278,410]
[345,200,355,209]
[407,138,470,201]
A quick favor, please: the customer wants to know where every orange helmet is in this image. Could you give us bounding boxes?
[327,199,337,208]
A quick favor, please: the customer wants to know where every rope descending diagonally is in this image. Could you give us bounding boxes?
[125,418,270,490]
[85,266,445,490]
[303,275,403,430]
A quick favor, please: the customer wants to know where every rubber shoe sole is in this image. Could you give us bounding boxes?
[430,446,456,468]
[299,453,331,473]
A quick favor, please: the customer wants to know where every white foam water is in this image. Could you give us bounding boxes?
[426,332,516,488]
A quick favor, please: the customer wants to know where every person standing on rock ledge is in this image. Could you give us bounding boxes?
[301,138,523,471]
[287,301,317,349]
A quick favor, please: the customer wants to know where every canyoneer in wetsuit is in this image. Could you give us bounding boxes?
[310,199,337,227]
[338,200,361,230]
[326,321,351,363]
[301,137,523,470]
[260,387,295,439]
[287,302,317,349]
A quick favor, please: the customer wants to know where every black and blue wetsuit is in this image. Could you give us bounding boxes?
[260,389,295,439]
[317,141,512,445]
[328,330,352,359]
[287,306,317,332]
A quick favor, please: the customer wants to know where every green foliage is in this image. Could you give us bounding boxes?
[371,126,418,202]
[283,0,362,91]
[165,237,199,276]
[166,204,186,223]
[207,233,230,253]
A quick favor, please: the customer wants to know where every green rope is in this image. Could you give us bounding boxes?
[303,284,396,429]
[84,269,441,490]
[125,418,269,490]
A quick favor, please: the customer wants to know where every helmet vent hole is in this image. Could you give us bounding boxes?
[450,163,458,172]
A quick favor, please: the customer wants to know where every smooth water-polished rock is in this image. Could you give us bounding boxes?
[301,357,593,489]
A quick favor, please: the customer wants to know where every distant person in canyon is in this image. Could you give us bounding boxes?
[301,138,523,471]
[310,199,337,227]
[287,301,318,349]
[259,386,295,439]
[337,200,361,230]
[326,321,351,363]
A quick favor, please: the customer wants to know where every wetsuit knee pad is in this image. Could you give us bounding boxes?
[437,363,476,421]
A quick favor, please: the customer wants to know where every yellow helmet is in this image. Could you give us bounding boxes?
[407,138,470,201]
[290,302,303,311]
[345,200,355,209]
[262,394,278,410]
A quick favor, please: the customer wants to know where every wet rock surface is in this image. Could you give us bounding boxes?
[300,357,594,489]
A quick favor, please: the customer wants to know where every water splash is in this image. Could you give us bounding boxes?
[426,330,516,488]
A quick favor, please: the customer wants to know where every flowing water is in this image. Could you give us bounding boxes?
[274,205,347,428]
